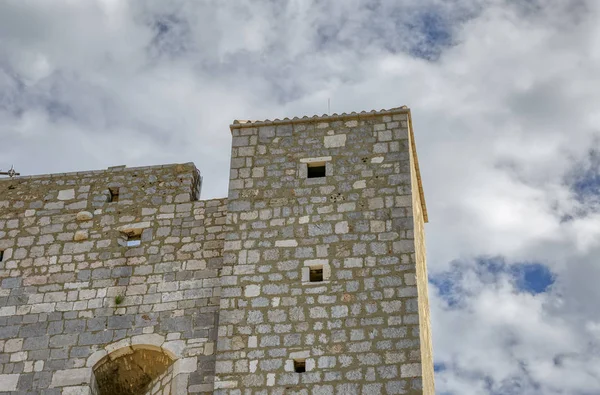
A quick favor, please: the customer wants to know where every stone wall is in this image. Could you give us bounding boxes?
[215,110,431,394]
[0,163,225,394]
[144,363,175,395]
[408,117,435,394]
[0,107,434,395]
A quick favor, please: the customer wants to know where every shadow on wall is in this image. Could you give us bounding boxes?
[93,347,174,394]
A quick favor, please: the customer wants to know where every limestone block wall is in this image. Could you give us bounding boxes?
[0,163,225,394]
[408,117,435,394]
[215,110,431,394]
[145,363,175,395]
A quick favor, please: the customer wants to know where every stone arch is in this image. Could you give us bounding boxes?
[84,334,193,395]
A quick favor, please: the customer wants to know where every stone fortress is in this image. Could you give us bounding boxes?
[0,106,434,394]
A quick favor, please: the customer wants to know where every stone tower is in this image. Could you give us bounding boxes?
[0,106,432,394]
[214,106,434,394]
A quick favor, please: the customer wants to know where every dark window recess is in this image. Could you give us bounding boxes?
[294,359,306,373]
[0,250,3,262]
[109,187,120,202]
[126,234,141,247]
[309,266,324,282]
[307,163,326,178]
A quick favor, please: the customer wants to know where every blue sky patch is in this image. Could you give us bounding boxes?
[406,10,452,61]
[430,256,555,307]
[509,262,554,294]
[569,146,600,202]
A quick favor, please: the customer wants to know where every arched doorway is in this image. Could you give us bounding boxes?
[83,334,196,395]
[93,346,174,395]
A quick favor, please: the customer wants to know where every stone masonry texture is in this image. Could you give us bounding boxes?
[0,106,433,394]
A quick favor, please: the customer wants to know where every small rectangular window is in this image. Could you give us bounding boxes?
[126,234,141,247]
[294,359,306,373]
[309,265,323,282]
[0,250,3,262]
[307,162,326,178]
[109,187,120,202]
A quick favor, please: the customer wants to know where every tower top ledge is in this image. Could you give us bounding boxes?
[230,106,410,129]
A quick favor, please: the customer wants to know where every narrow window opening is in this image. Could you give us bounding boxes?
[307,162,326,178]
[294,359,306,373]
[109,187,120,202]
[309,265,324,282]
[126,234,141,247]
[0,250,4,262]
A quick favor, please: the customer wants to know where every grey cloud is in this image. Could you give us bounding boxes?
[2,0,600,393]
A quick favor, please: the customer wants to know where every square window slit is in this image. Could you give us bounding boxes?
[294,359,306,373]
[307,162,326,178]
[126,234,141,247]
[109,187,120,202]
[309,265,324,282]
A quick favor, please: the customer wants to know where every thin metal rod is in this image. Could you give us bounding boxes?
[0,165,20,178]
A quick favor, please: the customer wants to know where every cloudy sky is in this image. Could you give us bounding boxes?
[1,0,599,393]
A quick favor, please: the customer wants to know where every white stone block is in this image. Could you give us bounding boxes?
[0,374,20,391]
[324,135,347,148]
[248,336,257,348]
[335,221,349,234]
[289,350,310,359]
[353,180,366,189]
[4,338,22,353]
[300,156,332,163]
[213,380,238,389]
[50,368,91,387]
[344,258,363,268]
[0,306,16,316]
[318,356,337,369]
[396,195,412,207]
[58,189,75,201]
[62,386,92,395]
[73,231,88,241]
[244,285,261,297]
[162,340,185,359]
[275,239,297,247]
[401,363,421,377]
[131,333,165,349]
[116,221,151,233]
[271,297,280,307]
[76,211,93,221]
[204,342,214,356]
[249,360,258,373]
[105,338,131,355]
[174,357,197,374]
[10,351,27,362]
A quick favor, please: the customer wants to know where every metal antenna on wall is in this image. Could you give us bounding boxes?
[0,165,20,178]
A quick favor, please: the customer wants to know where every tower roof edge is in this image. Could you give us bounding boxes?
[229,106,410,130]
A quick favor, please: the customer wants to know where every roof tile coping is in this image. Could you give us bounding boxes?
[229,106,410,129]
[0,162,199,182]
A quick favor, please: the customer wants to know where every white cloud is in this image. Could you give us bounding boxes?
[1,0,600,393]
